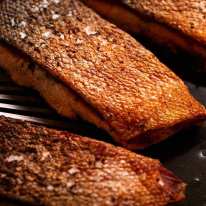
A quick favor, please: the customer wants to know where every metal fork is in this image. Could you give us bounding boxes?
[0,69,75,129]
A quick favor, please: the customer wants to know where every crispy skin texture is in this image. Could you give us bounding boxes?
[0,0,206,149]
[121,0,206,44]
[83,0,206,59]
[0,116,186,206]
[0,42,108,131]
[0,43,77,119]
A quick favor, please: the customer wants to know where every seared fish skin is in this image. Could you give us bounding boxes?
[0,0,206,149]
[83,0,206,62]
[0,116,186,206]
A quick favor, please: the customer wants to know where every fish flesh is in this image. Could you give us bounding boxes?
[0,116,186,206]
[0,0,206,149]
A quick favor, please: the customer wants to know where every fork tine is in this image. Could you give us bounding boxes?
[0,69,71,129]
[0,102,53,114]
[0,94,40,103]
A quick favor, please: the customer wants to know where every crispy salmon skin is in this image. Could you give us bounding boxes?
[83,0,206,62]
[0,116,186,206]
[0,0,206,149]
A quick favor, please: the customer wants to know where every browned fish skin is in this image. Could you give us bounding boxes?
[121,0,206,45]
[0,116,186,206]
[83,0,206,60]
[0,0,206,149]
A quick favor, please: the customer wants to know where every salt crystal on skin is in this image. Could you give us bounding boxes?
[19,32,27,39]
[98,36,108,46]
[66,181,75,188]
[10,18,15,27]
[101,39,107,46]
[67,11,73,17]
[42,31,52,39]
[31,6,39,13]
[121,171,129,177]
[52,13,60,20]
[199,2,206,12]
[120,160,126,164]
[150,96,157,100]
[84,26,97,36]
[76,38,83,44]
[41,150,51,161]
[158,178,165,187]
[19,21,27,27]
[41,0,49,8]
[95,161,103,168]
[52,0,61,4]
[5,155,24,162]
[60,34,65,40]
[68,167,79,175]
[1,174,6,178]
[17,179,23,184]
[47,185,54,191]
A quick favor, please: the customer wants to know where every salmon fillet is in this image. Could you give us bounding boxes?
[83,0,206,62]
[0,0,206,149]
[0,116,186,206]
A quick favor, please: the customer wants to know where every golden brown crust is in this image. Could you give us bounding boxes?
[121,0,206,45]
[83,0,206,60]
[0,0,206,149]
[0,42,77,119]
[0,42,109,132]
[0,116,186,206]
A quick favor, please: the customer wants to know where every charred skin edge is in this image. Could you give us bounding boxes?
[159,166,186,202]
[136,35,206,77]
[124,116,206,150]
[0,116,186,205]
[0,41,206,150]
[82,0,206,69]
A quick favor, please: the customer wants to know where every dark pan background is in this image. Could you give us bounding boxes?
[0,36,206,206]
[138,37,206,206]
